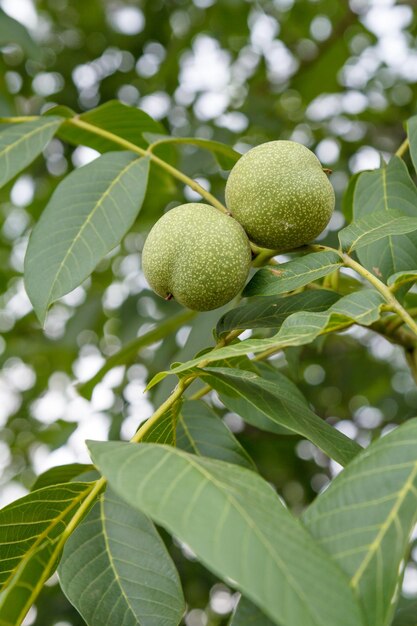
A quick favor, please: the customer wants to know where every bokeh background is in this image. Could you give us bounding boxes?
[1,0,417,624]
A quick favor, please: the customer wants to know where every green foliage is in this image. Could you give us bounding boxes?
[392,600,417,626]
[230,596,275,626]
[143,133,241,169]
[177,400,255,469]
[0,117,62,189]
[338,210,417,253]
[304,419,417,626]
[0,9,42,60]
[55,100,165,152]
[1,4,417,625]
[0,483,96,624]
[24,152,150,323]
[152,289,387,383]
[243,250,342,297]
[89,441,365,626]
[31,464,93,491]
[388,270,417,291]
[216,289,340,336]
[353,157,417,280]
[59,489,185,626]
[201,367,361,465]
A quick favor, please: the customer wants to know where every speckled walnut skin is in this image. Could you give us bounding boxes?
[142,203,252,311]
[225,140,335,250]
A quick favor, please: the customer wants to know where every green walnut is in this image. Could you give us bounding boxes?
[225,140,335,250]
[142,203,251,311]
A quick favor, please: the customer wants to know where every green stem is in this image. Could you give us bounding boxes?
[384,307,417,334]
[131,328,242,430]
[69,118,229,215]
[252,248,279,267]
[18,477,106,624]
[131,377,192,443]
[189,384,212,401]
[0,114,229,216]
[340,253,417,338]
[396,138,409,158]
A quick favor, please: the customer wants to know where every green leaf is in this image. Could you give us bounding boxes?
[57,100,165,152]
[24,152,150,324]
[230,596,276,626]
[303,419,417,626]
[37,419,77,449]
[338,209,417,253]
[0,482,95,626]
[177,400,255,469]
[143,132,241,169]
[243,250,341,297]
[78,309,196,400]
[201,367,361,466]
[353,158,417,281]
[0,9,42,60]
[59,488,185,626]
[142,398,182,445]
[0,117,62,190]
[342,171,360,223]
[216,289,340,337]
[31,463,93,491]
[43,105,76,119]
[387,270,417,291]
[89,441,365,626]
[392,599,417,626]
[150,289,385,385]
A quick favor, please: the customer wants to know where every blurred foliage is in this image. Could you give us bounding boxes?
[1,0,417,624]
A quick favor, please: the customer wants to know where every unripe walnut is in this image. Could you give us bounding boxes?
[142,203,251,311]
[225,140,335,250]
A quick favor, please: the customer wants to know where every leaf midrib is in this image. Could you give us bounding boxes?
[133,447,333,626]
[99,496,139,626]
[348,214,413,252]
[0,118,59,161]
[350,461,417,590]
[182,453,329,626]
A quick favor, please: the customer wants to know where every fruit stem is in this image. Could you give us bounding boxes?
[252,248,279,267]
